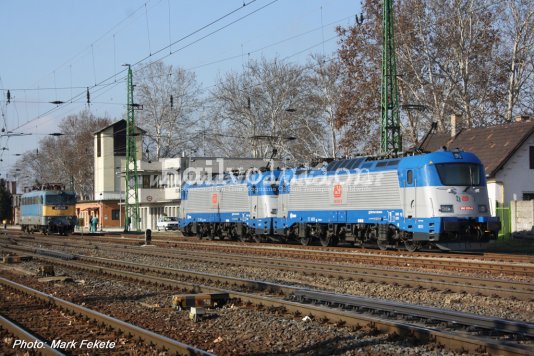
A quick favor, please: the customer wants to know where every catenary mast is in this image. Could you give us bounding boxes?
[380,0,402,153]
[124,64,141,232]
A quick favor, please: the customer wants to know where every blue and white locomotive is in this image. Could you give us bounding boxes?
[20,183,77,235]
[179,149,501,251]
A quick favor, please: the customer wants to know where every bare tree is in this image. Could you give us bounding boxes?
[336,0,514,153]
[209,58,323,163]
[306,54,345,158]
[13,111,110,199]
[501,0,534,121]
[135,61,201,159]
[336,1,382,155]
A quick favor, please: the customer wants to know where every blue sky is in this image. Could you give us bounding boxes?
[0,0,361,175]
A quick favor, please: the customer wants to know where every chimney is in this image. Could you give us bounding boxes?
[515,115,530,122]
[450,114,462,137]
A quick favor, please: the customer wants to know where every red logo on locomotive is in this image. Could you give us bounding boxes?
[211,193,218,205]
[333,184,342,198]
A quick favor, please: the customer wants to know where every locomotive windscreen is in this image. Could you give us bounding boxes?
[435,163,481,186]
[44,194,76,205]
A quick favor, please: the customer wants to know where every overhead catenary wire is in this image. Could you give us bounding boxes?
[4,0,508,162]
[9,0,267,134]
[24,13,352,91]
[145,2,152,56]
[30,0,156,89]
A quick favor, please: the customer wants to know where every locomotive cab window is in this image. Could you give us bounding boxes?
[407,170,413,184]
[435,163,481,186]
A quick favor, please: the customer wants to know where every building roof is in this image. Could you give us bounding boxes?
[93,119,146,135]
[420,120,534,178]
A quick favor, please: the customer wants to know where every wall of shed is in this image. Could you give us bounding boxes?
[511,200,534,238]
[493,134,534,205]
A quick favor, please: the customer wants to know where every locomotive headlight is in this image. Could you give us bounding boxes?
[478,205,488,213]
[439,205,454,213]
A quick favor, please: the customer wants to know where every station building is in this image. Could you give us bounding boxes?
[84,119,274,231]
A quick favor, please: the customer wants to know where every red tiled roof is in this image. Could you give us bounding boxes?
[420,120,534,178]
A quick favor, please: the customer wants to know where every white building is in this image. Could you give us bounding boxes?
[422,115,534,214]
[93,119,276,231]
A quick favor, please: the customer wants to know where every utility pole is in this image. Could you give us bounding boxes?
[380,0,402,153]
[124,64,140,232]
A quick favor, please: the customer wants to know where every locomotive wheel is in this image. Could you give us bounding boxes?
[377,239,388,250]
[376,233,388,250]
[320,236,331,247]
[300,235,312,246]
[197,226,206,240]
[253,235,262,243]
[404,240,421,252]
[331,236,339,247]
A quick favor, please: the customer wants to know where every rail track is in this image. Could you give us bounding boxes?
[0,276,210,355]
[5,233,534,277]
[0,314,64,356]
[2,243,533,355]
[166,241,534,276]
[98,233,534,263]
[7,229,534,264]
[3,237,533,301]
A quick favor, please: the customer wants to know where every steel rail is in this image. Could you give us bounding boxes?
[167,241,534,276]
[10,246,534,339]
[0,315,65,356]
[4,240,533,301]
[292,290,534,337]
[6,231,534,263]
[16,251,533,356]
[4,234,534,276]
[0,277,212,356]
[113,233,534,263]
[104,244,534,300]
[69,254,534,337]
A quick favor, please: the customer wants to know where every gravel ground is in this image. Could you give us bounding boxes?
[7,241,534,323]
[0,265,457,355]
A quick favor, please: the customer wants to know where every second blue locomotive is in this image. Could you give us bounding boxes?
[179,149,501,251]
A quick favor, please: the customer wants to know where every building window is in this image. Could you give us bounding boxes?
[143,175,151,188]
[523,193,534,201]
[111,209,120,220]
[97,133,102,157]
[113,120,127,156]
[530,146,534,169]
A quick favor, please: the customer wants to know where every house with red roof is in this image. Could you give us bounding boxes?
[420,115,534,216]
